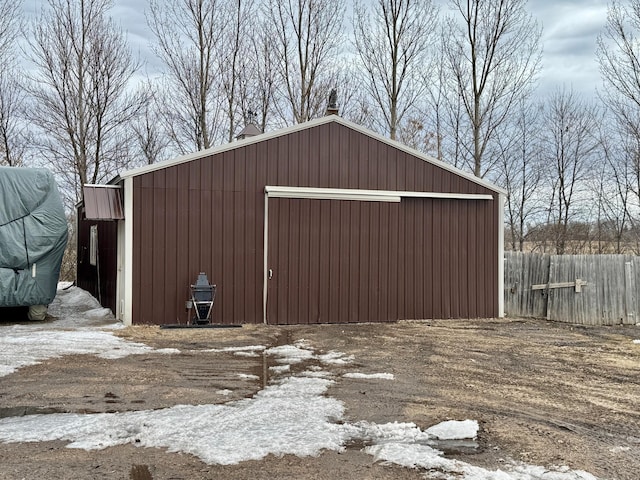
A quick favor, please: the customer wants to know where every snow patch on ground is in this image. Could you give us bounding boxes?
[343,372,395,380]
[0,285,177,377]
[0,389,599,479]
[366,442,599,479]
[206,345,266,353]
[318,351,355,365]
[426,419,479,440]
[0,327,177,377]
[265,344,315,364]
[269,365,291,374]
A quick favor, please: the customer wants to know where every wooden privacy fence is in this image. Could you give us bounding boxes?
[504,252,639,325]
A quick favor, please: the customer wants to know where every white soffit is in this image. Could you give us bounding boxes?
[264,186,493,202]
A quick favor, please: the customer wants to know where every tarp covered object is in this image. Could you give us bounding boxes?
[0,167,68,308]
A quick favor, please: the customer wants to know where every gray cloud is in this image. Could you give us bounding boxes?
[532,0,608,97]
[27,0,609,98]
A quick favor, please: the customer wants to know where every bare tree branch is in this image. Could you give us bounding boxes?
[0,0,27,167]
[148,0,226,151]
[26,0,145,207]
[353,0,438,140]
[443,0,541,178]
[542,88,601,255]
[495,99,544,251]
[265,0,345,124]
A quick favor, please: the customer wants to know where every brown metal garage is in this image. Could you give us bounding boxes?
[78,115,505,325]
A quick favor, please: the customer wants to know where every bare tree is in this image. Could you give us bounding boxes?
[353,0,437,140]
[593,116,640,253]
[423,34,471,169]
[597,0,640,110]
[131,81,171,165]
[443,0,541,178]
[265,0,345,124]
[231,16,281,134]
[236,24,277,133]
[421,43,450,162]
[597,0,640,247]
[0,0,27,167]
[148,0,226,152]
[0,0,20,60]
[217,0,257,141]
[496,99,544,251]
[542,88,601,255]
[0,69,30,167]
[26,0,144,206]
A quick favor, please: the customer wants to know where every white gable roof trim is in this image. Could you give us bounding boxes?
[120,115,506,195]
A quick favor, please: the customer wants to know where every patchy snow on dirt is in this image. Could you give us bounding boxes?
[425,419,478,440]
[0,284,602,480]
[0,328,179,377]
[206,345,266,354]
[318,351,355,365]
[265,343,315,364]
[343,372,395,380]
[0,377,599,479]
[0,285,178,377]
[366,442,599,480]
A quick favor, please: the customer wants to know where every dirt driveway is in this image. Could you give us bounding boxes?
[1,317,639,479]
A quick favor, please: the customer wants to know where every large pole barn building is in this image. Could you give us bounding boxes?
[77,115,505,326]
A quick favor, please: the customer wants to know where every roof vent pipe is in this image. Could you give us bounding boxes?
[325,88,339,116]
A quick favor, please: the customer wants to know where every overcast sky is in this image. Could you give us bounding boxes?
[532,0,608,98]
[24,0,610,100]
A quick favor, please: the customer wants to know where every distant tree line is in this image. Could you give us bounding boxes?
[0,0,639,255]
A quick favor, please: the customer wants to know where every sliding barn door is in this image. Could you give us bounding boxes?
[266,198,400,324]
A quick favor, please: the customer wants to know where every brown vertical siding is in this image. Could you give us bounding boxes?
[265,196,498,324]
[131,121,500,325]
[76,208,118,314]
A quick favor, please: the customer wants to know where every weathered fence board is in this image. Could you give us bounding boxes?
[504,252,639,325]
[504,252,549,318]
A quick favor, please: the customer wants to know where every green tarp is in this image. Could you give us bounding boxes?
[0,167,68,309]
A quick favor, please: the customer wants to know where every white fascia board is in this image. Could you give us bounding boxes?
[265,186,493,201]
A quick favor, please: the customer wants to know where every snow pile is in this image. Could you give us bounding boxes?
[46,284,114,328]
[633,340,640,345]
